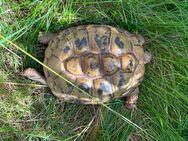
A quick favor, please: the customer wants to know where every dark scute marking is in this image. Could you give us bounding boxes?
[90,62,98,70]
[61,45,70,53]
[126,59,133,72]
[129,60,133,71]
[117,73,127,88]
[79,83,90,93]
[97,82,111,96]
[115,36,124,49]
[109,62,115,71]
[75,37,87,49]
[130,60,133,66]
[95,34,109,51]
[97,89,103,96]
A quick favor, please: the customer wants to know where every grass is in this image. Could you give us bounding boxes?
[0,0,188,140]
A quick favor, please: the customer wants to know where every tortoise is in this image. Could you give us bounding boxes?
[23,24,151,110]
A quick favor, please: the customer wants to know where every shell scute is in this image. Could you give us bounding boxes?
[46,55,64,74]
[68,27,89,54]
[54,39,73,61]
[112,72,133,96]
[71,78,92,98]
[111,28,132,55]
[102,54,120,76]
[65,57,82,75]
[55,77,74,94]
[133,46,144,64]
[93,77,114,98]
[82,53,101,77]
[121,54,139,73]
[88,26,111,53]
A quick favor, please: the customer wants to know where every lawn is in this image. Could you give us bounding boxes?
[0,0,188,140]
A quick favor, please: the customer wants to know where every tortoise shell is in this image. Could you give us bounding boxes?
[43,25,145,104]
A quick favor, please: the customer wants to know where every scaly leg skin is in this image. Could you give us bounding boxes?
[125,88,139,111]
[22,68,47,85]
[144,51,152,64]
[38,31,56,45]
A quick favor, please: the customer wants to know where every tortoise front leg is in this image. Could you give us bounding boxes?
[125,88,139,110]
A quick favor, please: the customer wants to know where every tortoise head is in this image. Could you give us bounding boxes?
[38,32,56,45]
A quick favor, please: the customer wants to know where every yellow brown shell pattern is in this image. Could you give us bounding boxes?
[43,25,145,104]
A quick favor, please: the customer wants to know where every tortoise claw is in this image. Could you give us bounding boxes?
[125,103,137,111]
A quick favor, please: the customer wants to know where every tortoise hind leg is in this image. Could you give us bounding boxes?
[125,88,139,110]
[144,51,152,64]
[22,68,47,85]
